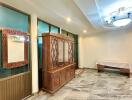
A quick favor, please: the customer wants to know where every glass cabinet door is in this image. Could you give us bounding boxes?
[58,39,64,66]
[64,41,69,63]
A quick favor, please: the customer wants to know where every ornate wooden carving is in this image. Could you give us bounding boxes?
[42,33,75,93]
[1,29,29,69]
[68,41,73,63]
[50,36,58,68]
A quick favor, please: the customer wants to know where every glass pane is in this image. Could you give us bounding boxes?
[38,21,49,36]
[50,26,59,33]
[38,37,43,68]
[58,40,64,63]
[38,37,42,44]
[0,6,30,78]
[0,32,30,78]
[0,6,29,32]
[65,42,69,62]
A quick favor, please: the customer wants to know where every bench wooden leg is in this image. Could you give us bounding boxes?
[128,73,130,78]
[97,65,104,72]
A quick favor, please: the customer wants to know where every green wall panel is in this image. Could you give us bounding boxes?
[38,20,49,36]
[0,6,30,78]
[38,37,43,68]
[51,25,59,33]
[37,20,49,68]
[0,6,29,32]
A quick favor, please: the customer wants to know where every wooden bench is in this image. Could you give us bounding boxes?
[97,62,130,77]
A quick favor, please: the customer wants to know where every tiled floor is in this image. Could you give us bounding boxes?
[27,69,132,100]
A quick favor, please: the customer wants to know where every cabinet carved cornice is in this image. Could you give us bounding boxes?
[42,33,75,93]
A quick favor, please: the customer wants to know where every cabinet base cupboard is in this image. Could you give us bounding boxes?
[42,33,75,93]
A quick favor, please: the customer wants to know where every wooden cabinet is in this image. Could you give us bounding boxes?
[42,33,75,93]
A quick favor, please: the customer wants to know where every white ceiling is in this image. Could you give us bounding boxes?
[0,0,132,35]
[73,0,132,32]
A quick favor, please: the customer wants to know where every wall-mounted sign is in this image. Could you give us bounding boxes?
[8,35,25,42]
[8,35,25,63]
[1,29,29,69]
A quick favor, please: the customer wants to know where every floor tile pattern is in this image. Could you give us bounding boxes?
[27,69,132,100]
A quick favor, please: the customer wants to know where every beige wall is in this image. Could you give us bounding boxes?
[79,30,132,70]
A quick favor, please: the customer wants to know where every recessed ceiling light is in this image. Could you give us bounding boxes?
[66,17,71,22]
[83,30,87,33]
